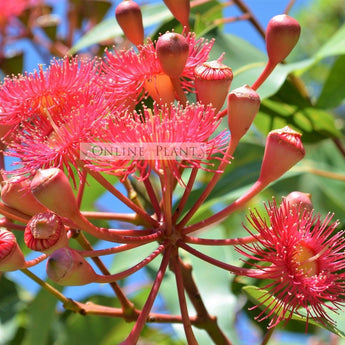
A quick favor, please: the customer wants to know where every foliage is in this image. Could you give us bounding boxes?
[1,1,345,345]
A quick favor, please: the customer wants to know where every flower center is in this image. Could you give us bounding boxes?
[144,73,175,104]
[293,242,318,277]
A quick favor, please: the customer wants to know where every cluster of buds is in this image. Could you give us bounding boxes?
[0,1,343,344]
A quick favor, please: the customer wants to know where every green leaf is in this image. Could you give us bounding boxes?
[69,3,172,54]
[316,54,345,109]
[255,98,341,142]
[314,23,345,60]
[21,288,59,345]
[243,285,345,338]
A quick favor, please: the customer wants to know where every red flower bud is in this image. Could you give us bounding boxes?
[1,176,48,216]
[24,212,69,254]
[227,85,260,149]
[0,229,25,271]
[30,168,79,219]
[156,32,189,78]
[115,0,144,46]
[46,247,98,286]
[163,0,190,30]
[194,59,233,113]
[258,126,305,185]
[266,14,301,64]
[281,191,313,217]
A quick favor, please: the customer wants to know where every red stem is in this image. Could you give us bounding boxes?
[143,176,162,219]
[79,243,144,257]
[95,243,167,283]
[81,211,143,225]
[177,141,233,229]
[185,234,259,246]
[251,59,277,91]
[25,254,48,267]
[160,171,173,236]
[85,168,159,227]
[71,211,160,243]
[181,180,266,235]
[76,169,87,208]
[178,241,260,277]
[119,245,172,345]
[172,167,198,224]
[172,247,198,345]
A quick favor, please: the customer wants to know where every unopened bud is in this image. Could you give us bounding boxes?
[46,247,98,286]
[281,191,313,216]
[0,229,26,271]
[24,212,69,254]
[227,85,260,145]
[266,14,301,64]
[1,176,48,216]
[30,168,79,219]
[194,59,233,113]
[163,0,190,30]
[156,32,189,78]
[115,0,144,46]
[258,126,305,185]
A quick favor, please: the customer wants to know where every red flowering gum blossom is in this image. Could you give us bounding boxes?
[227,84,260,145]
[0,229,25,271]
[258,126,305,185]
[156,32,189,78]
[1,176,48,216]
[266,14,301,64]
[194,59,233,113]
[24,212,69,254]
[115,0,144,46]
[30,168,79,219]
[46,247,98,286]
[237,200,345,328]
[163,0,190,30]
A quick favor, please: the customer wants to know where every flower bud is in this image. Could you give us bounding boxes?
[115,0,144,46]
[0,229,26,271]
[281,191,313,216]
[227,85,260,146]
[163,0,190,30]
[46,247,98,286]
[24,212,69,254]
[194,59,233,113]
[258,126,305,185]
[1,176,48,216]
[266,14,301,64]
[156,32,189,78]
[30,168,79,219]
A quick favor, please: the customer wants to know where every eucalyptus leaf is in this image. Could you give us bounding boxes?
[69,3,172,54]
[316,54,345,109]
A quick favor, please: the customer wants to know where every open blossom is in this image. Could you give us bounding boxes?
[0,56,101,133]
[0,1,35,21]
[0,56,111,182]
[237,200,345,328]
[86,102,229,182]
[6,91,110,183]
[102,31,214,107]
